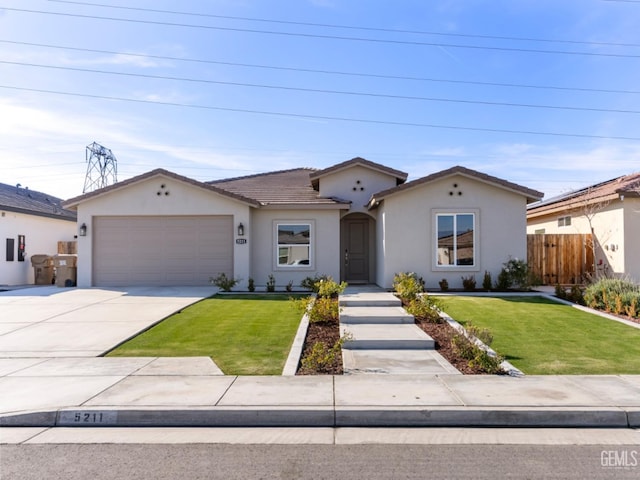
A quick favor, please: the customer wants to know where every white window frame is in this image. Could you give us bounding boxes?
[274,221,314,270]
[433,210,478,271]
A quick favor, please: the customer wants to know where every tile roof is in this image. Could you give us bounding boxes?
[368,165,544,207]
[527,172,640,214]
[209,168,350,206]
[0,182,77,221]
[63,168,261,209]
[309,157,408,189]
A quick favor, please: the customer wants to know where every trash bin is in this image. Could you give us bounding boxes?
[31,255,54,285]
[53,254,78,287]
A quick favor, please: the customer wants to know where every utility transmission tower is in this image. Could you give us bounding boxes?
[83,142,118,193]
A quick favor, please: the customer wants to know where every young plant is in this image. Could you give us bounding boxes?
[439,278,449,292]
[316,277,347,298]
[482,271,492,291]
[266,274,276,292]
[393,272,424,303]
[406,295,442,323]
[286,280,294,292]
[461,275,476,292]
[209,272,239,292]
[247,277,255,293]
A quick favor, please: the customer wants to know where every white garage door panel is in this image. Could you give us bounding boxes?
[93,216,233,286]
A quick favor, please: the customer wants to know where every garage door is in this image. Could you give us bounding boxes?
[93,216,233,286]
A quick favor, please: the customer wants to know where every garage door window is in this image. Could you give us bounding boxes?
[277,223,311,267]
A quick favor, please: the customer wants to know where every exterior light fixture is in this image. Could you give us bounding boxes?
[237,223,245,236]
[79,223,87,237]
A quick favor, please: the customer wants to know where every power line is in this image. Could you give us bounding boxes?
[4,59,640,115]
[3,84,640,141]
[4,7,640,58]
[2,40,639,96]
[47,0,640,49]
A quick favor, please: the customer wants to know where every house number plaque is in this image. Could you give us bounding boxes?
[236,239,247,244]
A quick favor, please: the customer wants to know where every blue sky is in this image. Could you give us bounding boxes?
[2,0,640,200]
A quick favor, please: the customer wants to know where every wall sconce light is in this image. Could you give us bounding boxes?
[79,223,87,237]
[620,194,625,202]
[237,223,245,236]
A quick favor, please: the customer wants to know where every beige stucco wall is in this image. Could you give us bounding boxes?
[0,211,76,285]
[74,174,251,287]
[623,198,640,282]
[250,208,341,289]
[318,165,399,214]
[526,201,628,278]
[375,174,529,289]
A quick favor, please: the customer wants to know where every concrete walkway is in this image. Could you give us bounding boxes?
[339,287,459,375]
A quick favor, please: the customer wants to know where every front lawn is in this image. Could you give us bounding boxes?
[437,296,640,374]
[107,294,306,375]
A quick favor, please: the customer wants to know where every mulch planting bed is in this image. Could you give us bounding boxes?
[296,314,495,375]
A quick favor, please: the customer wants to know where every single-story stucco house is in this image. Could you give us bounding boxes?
[62,157,543,290]
[527,172,640,281]
[1,182,77,286]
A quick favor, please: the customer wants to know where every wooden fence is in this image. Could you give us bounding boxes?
[527,234,594,285]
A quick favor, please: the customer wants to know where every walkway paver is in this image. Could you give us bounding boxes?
[339,286,456,374]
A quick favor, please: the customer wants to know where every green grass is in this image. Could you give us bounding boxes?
[107,294,307,375]
[438,296,640,375]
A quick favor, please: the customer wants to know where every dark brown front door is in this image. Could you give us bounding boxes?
[343,217,370,283]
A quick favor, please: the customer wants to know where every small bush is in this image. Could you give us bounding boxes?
[461,275,476,292]
[300,274,330,293]
[308,297,340,323]
[584,278,640,317]
[568,285,585,305]
[482,271,492,291]
[266,274,276,292]
[316,277,347,298]
[300,338,344,374]
[393,272,424,302]
[469,349,504,375]
[285,280,293,293]
[209,272,240,292]
[555,284,567,299]
[466,324,493,347]
[406,295,442,323]
[439,278,449,292]
[247,277,255,292]
[451,324,504,374]
[495,257,530,291]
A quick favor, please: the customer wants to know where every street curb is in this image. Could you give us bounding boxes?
[1,406,635,428]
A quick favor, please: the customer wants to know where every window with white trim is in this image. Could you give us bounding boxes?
[436,213,475,266]
[277,223,311,267]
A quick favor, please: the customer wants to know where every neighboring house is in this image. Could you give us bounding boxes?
[62,158,542,289]
[527,172,640,281]
[0,182,77,286]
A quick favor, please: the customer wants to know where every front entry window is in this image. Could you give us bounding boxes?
[277,223,311,267]
[436,213,475,266]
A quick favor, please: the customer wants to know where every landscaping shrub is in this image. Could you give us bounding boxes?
[209,272,240,292]
[393,272,424,302]
[584,278,640,318]
[495,257,530,291]
[406,295,442,323]
[439,278,449,292]
[247,277,255,292]
[482,271,492,291]
[291,296,340,323]
[300,336,348,373]
[286,280,294,292]
[316,277,347,298]
[266,274,276,292]
[300,274,330,293]
[450,323,504,374]
[461,275,476,292]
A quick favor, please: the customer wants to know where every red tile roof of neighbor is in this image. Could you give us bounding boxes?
[527,171,640,215]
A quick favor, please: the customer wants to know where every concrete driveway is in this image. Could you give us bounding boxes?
[0,286,217,357]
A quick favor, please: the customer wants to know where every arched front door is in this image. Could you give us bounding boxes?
[340,213,375,284]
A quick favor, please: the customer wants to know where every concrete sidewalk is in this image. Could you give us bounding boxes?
[1,363,639,428]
